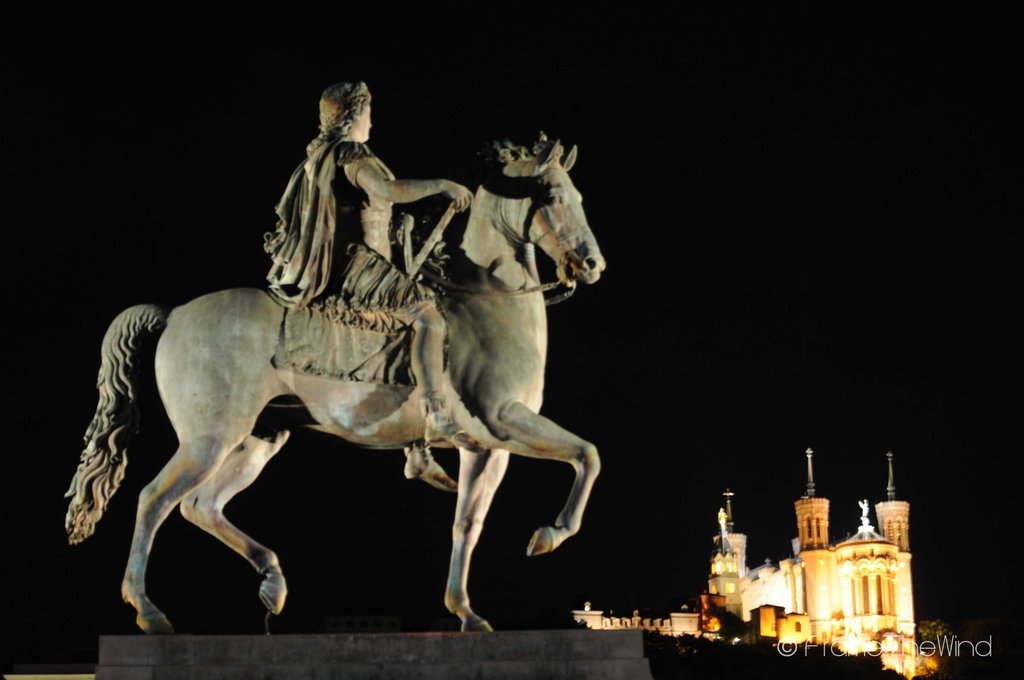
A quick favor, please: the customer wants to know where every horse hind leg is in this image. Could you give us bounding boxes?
[180,430,291,616]
[121,433,248,634]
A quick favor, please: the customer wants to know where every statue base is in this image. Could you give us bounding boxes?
[95,629,653,679]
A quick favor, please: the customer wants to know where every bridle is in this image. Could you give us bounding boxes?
[422,172,585,307]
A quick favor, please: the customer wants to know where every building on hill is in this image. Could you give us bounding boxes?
[573,449,918,677]
[719,449,916,676]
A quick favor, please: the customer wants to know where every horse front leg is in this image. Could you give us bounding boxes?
[493,401,601,556]
[444,447,509,632]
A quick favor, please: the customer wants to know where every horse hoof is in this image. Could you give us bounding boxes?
[259,569,288,615]
[526,526,556,556]
[137,609,174,635]
[462,615,494,632]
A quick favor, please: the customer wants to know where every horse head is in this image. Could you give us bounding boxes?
[528,139,604,285]
[486,137,606,287]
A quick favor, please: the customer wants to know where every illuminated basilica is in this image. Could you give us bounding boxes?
[710,449,917,675]
[574,449,918,676]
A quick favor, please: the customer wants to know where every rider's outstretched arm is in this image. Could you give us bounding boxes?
[353,163,472,211]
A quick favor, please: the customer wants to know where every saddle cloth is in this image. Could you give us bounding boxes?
[272,304,416,385]
[271,244,438,386]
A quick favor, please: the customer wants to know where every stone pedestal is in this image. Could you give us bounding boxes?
[95,630,653,679]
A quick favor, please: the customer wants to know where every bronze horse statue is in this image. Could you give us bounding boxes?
[65,139,605,633]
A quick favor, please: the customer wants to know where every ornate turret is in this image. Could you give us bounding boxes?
[875,452,910,551]
[873,451,915,639]
[793,448,836,639]
[709,507,742,618]
[794,448,830,550]
[722,489,748,578]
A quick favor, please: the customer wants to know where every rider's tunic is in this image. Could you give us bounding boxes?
[265,139,433,315]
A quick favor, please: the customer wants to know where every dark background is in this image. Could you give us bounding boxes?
[2,30,1019,665]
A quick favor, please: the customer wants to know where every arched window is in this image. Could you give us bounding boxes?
[794,621,802,632]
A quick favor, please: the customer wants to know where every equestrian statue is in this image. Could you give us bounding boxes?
[64,82,606,634]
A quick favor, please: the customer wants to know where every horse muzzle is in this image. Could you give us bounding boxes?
[566,253,605,285]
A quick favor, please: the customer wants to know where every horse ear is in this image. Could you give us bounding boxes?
[536,140,564,174]
[563,145,578,172]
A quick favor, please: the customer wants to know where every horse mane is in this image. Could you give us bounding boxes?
[477,133,556,169]
[410,134,561,278]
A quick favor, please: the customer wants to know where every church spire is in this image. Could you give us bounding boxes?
[795,448,830,550]
[875,451,911,551]
[723,488,735,532]
[886,451,896,501]
[805,447,816,498]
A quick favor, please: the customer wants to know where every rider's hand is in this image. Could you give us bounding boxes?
[443,182,473,212]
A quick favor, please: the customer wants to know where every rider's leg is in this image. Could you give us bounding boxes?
[404,301,483,452]
[408,301,446,395]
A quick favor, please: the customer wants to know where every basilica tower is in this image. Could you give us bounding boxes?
[794,448,831,550]
[794,448,837,639]
[874,452,915,636]
[709,506,742,618]
[722,489,748,578]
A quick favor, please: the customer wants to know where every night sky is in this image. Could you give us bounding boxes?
[2,31,1020,665]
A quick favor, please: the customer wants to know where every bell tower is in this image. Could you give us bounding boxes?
[794,448,830,550]
[874,451,915,637]
[875,451,910,551]
[708,507,742,618]
[793,448,836,640]
[722,489,748,578]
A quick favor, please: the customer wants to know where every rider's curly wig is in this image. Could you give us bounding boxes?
[306,81,372,156]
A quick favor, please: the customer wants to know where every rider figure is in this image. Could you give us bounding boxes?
[264,82,478,453]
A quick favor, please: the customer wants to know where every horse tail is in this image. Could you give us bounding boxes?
[65,304,169,544]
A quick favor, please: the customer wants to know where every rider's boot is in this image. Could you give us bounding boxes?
[404,443,458,492]
[424,391,485,454]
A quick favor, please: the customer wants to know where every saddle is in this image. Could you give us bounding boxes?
[271,243,444,386]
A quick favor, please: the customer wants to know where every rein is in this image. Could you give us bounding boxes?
[420,269,576,307]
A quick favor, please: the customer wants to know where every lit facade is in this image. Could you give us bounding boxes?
[716,450,917,676]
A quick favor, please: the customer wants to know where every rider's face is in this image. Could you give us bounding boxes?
[350,105,372,142]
